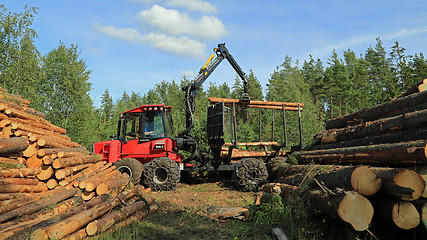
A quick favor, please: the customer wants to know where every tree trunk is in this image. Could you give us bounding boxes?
[59,162,108,187]
[0,182,47,193]
[293,140,427,166]
[43,147,88,156]
[78,165,115,190]
[84,170,121,192]
[316,109,427,144]
[208,97,304,107]
[96,173,129,195]
[36,165,54,181]
[86,197,154,236]
[325,90,427,129]
[0,137,29,156]
[0,178,38,185]
[54,163,92,180]
[25,154,43,168]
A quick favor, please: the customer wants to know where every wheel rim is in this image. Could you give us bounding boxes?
[117,165,133,181]
[153,167,168,184]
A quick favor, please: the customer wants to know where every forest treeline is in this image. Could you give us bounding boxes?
[1,5,426,151]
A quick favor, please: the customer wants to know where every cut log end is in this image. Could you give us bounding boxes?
[30,228,48,240]
[393,169,425,201]
[351,166,382,196]
[85,220,99,236]
[392,201,420,230]
[337,191,374,231]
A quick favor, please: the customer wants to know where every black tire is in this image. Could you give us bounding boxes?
[233,158,268,192]
[143,157,180,191]
[114,158,143,184]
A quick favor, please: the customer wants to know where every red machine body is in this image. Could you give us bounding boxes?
[93,104,182,165]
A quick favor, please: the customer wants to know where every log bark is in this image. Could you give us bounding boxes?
[279,183,373,231]
[86,197,154,235]
[103,204,158,235]
[0,177,38,185]
[0,167,41,178]
[0,182,47,193]
[293,140,427,166]
[310,128,427,151]
[221,149,289,159]
[31,185,144,240]
[43,147,88,155]
[373,168,425,201]
[208,97,304,107]
[325,90,427,129]
[0,187,78,223]
[52,154,101,169]
[316,109,427,144]
[0,137,29,156]
[277,165,382,196]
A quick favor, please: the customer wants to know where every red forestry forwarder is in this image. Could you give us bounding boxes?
[94,43,303,191]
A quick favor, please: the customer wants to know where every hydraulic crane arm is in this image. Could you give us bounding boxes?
[180,43,250,138]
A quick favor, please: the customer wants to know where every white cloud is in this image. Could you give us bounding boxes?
[166,0,217,13]
[309,26,427,58]
[93,22,206,59]
[137,4,226,40]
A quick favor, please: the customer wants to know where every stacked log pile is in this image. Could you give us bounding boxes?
[264,88,427,234]
[0,88,156,239]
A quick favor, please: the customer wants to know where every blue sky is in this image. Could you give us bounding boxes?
[5,0,427,106]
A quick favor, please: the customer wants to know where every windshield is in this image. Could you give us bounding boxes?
[143,110,172,139]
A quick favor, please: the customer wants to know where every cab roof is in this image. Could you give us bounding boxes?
[122,104,171,114]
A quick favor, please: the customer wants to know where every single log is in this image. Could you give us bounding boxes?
[316,109,427,144]
[326,90,427,129]
[224,141,279,146]
[0,193,32,201]
[413,200,427,230]
[221,149,289,159]
[374,200,420,230]
[37,149,46,157]
[0,167,41,178]
[277,165,382,196]
[26,154,43,168]
[0,187,78,223]
[10,121,71,143]
[0,178,38,185]
[0,137,29,156]
[43,147,89,155]
[373,168,425,201]
[55,163,92,180]
[86,197,154,236]
[36,165,54,181]
[293,140,427,166]
[62,229,87,240]
[279,183,374,231]
[57,151,89,158]
[31,185,143,240]
[0,182,47,193]
[52,154,101,169]
[46,179,58,189]
[42,157,52,165]
[27,132,79,148]
[81,190,95,201]
[415,166,427,198]
[23,143,38,158]
[309,128,427,151]
[208,97,304,107]
[103,204,158,235]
